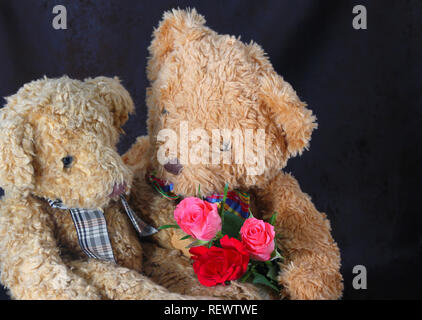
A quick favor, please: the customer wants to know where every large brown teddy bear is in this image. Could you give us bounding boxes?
[124,9,343,300]
[0,76,203,300]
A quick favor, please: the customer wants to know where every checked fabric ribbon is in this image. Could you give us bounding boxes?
[48,195,157,262]
[148,174,250,219]
[205,191,250,219]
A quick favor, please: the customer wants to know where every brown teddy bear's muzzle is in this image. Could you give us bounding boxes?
[164,158,183,175]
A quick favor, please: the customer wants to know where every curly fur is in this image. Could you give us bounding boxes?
[124,8,343,300]
[0,76,205,300]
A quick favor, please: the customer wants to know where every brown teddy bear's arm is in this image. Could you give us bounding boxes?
[0,196,102,299]
[122,135,151,173]
[256,172,343,300]
[67,258,214,300]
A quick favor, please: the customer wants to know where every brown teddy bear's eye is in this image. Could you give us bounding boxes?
[62,156,73,168]
[220,142,231,152]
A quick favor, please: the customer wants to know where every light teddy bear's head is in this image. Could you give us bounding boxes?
[0,76,134,209]
[145,9,317,196]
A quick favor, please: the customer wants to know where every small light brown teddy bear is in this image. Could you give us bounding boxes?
[124,9,343,300]
[0,76,202,300]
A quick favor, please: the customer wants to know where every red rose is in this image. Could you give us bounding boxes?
[189,235,250,287]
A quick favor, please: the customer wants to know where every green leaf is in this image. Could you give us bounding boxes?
[180,235,192,240]
[240,269,253,283]
[157,224,180,230]
[221,212,244,238]
[251,273,280,292]
[222,183,229,204]
[265,262,279,281]
[198,184,201,199]
[219,183,230,222]
[248,208,254,219]
[268,212,278,226]
[270,249,283,261]
[186,239,210,248]
[215,231,223,239]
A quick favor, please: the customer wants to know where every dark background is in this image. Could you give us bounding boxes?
[0,0,421,300]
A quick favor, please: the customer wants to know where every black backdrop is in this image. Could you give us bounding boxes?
[0,0,421,300]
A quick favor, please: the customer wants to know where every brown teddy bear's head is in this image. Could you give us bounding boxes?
[146,9,317,196]
[0,76,134,209]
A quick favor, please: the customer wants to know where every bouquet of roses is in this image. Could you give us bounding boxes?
[158,184,283,292]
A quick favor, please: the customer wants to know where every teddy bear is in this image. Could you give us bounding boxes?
[0,75,206,300]
[123,8,343,300]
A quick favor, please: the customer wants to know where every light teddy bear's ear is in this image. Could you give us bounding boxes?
[0,106,35,195]
[147,8,208,82]
[85,76,135,131]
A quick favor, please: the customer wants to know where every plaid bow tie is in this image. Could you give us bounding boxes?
[48,195,157,262]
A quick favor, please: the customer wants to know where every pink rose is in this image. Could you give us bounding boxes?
[240,218,275,261]
[174,197,222,241]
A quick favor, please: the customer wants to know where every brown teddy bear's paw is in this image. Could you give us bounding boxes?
[188,281,270,300]
[279,262,343,300]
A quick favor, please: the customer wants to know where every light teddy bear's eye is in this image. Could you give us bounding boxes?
[61,156,74,168]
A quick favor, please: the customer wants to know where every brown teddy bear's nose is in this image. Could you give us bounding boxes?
[109,182,126,197]
[164,159,183,175]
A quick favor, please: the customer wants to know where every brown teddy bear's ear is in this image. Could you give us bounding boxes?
[0,107,35,195]
[147,8,207,82]
[85,76,135,130]
[260,70,317,157]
